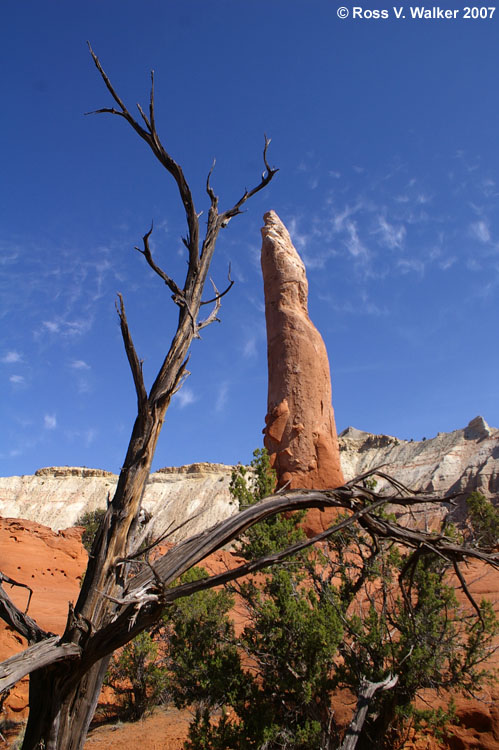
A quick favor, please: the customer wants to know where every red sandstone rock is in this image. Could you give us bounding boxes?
[0,518,86,721]
[261,210,344,509]
[0,519,497,749]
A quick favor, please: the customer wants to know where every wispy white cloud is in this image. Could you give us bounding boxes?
[66,427,97,446]
[344,219,368,259]
[67,360,93,395]
[70,359,91,370]
[469,220,491,244]
[318,292,388,317]
[439,256,457,271]
[42,321,60,334]
[85,427,97,445]
[397,258,425,275]
[287,217,310,254]
[330,204,358,233]
[302,252,328,270]
[242,336,257,359]
[1,351,22,364]
[286,216,331,270]
[480,178,497,197]
[375,216,406,250]
[9,374,25,385]
[0,245,20,266]
[77,379,93,395]
[359,292,388,316]
[175,387,196,409]
[39,317,92,337]
[44,413,57,430]
[215,381,229,413]
[416,193,431,205]
[467,258,482,271]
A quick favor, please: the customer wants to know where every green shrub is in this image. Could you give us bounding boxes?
[76,508,106,553]
[166,449,498,750]
[104,630,168,721]
[466,491,499,549]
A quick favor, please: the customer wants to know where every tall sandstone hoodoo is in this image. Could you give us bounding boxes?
[261,210,344,511]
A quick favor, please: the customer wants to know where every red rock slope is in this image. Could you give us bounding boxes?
[0,518,497,750]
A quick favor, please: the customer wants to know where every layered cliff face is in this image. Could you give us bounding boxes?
[339,416,499,508]
[0,417,497,538]
[0,463,236,542]
[261,210,344,491]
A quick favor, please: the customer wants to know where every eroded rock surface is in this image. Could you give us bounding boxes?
[0,464,236,542]
[261,210,344,491]
[339,416,499,510]
[0,418,497,539]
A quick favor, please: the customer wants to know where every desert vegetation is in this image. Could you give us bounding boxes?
[0,48,498,750]
[101,451,498,749]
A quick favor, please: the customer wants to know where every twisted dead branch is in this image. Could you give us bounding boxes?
[1,471,497,695]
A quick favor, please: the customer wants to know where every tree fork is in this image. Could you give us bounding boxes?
[0,45,277,750]
[1,47,498,750]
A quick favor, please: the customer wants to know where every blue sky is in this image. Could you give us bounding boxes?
[1,1,498,476]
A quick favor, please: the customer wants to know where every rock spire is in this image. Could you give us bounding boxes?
[261,210,344,497]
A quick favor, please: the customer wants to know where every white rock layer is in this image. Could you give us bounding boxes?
[340,416,499,505]
[0,417,496,538]
[0,463,236,542]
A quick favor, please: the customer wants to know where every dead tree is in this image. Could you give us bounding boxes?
[0,50,498,750]
[1,472,498,749]
[0,46,277,749]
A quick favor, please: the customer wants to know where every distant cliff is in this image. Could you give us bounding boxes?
[340,416,498,504]
[0,463,236,542]
[0,417,496,538]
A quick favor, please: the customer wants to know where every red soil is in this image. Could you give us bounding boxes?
[0,517,497,750]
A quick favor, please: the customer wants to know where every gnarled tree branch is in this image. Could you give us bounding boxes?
[220,135,278,222]
[116,294,147,413]
[87,42,200,273]
[1,474,498,704]
[0,579,50,645]
[0,638,80,693]
[134,223,183,299]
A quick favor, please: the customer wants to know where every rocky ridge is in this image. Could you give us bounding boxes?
[0,463,236,541]
[340,415,499,506]
[0,417,496,538]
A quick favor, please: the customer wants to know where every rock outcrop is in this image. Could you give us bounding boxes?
[0,464,236,542]
[339,416,499,512]
[261,210,344,491]
[0,418,497,539]
[0,518,85,719]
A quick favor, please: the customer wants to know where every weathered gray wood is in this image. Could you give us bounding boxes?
[0,44,278,750]
[0,638,80,692]
[339,674,399,750]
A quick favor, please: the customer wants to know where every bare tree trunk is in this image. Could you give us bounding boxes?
[339,674,398,750]
[10,46,277,750]
[1,46,497,750]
